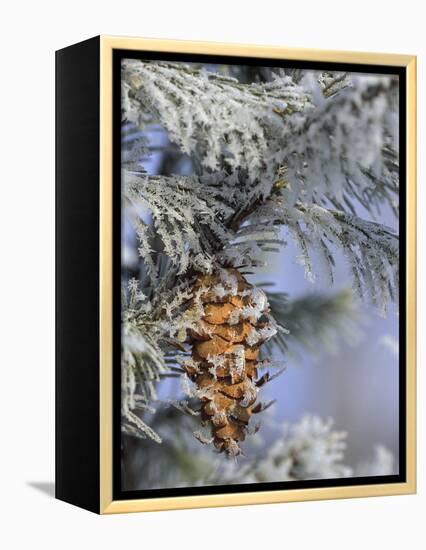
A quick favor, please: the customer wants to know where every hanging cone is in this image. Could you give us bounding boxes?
[184,268,277,457]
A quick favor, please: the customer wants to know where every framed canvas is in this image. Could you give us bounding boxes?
[55,36,416,514]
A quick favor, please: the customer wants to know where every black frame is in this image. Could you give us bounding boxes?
[56,36,101,513]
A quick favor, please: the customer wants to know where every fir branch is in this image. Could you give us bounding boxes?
[221,416,396,483]
[122,58,311,183]
[283,75,399,217]
[125,171,236,277]
[124,170,286,274]
[264,289,359,356]
[125,170,399,311]
[317,71,352,98]
[121,122,150,170]
[249,200,399,311]
[122,409,396,488]
[121,276,193,442]
[237,415,353,482]
[121,322,166,443]
[122,60,399,217]
[121,406,217,489]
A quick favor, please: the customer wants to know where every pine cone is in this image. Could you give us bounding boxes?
[184,268,277,457]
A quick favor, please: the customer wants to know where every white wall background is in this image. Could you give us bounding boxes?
[0,1,423,548]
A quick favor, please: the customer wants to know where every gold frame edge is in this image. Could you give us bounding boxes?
[100,37,114,514]
[99,36,417,515]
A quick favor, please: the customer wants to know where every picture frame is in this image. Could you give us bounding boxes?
[56,35,416,514]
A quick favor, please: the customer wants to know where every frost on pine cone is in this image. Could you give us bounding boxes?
[183,268,278,457]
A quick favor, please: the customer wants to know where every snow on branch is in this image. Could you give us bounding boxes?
[124,169,288,275]
[125,169,398,311]
[121,279,169,442]
[285,74,399,215]
[223,415,352,482]
[249,199,399,312]
[317,71,353,98]
[121,326,165,443]
[125,171,236,276]
[221,415,396,483]
[122,60,399,217]
[129,410,396,485]
[122,59,310,182]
